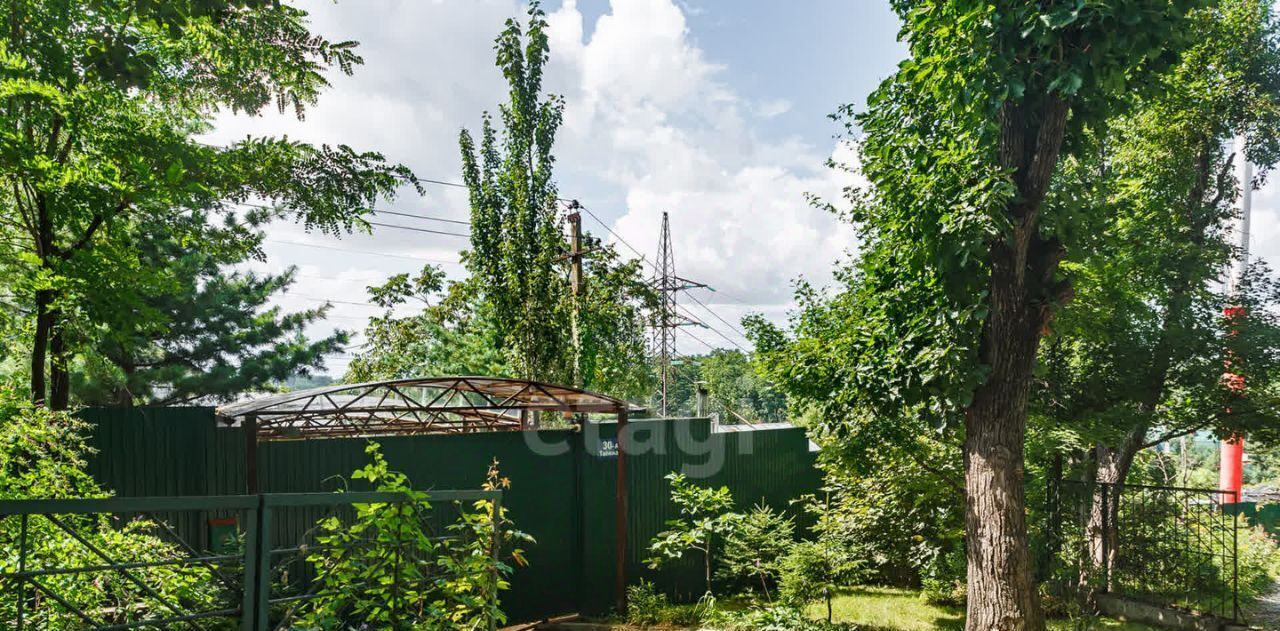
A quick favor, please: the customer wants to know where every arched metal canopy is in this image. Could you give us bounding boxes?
[216,376,631,439]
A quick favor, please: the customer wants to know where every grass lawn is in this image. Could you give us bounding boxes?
[806,587,1161,631]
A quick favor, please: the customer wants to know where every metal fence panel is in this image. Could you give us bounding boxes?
[0,490,501,630]
[1043,479,1240,622]
[78,408,821,620]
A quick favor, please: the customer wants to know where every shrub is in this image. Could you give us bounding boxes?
[0,388,228,627]
[647,472,744,597]
[706,604,858,631]
[297,443,525,629]
[778,539,862,623]
[1234,520,1280,603]
[718,503,796,600]
[919,545,966,606]
[626,579,669,626]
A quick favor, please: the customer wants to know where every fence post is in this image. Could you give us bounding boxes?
[253,496,273,631]
[16,514,27,630]
[1233,493,1240,622]
[1100,484,1110,593]
[240,504,259,631]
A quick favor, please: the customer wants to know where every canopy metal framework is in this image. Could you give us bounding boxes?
[216,376,628,439]
[215,376,635,612]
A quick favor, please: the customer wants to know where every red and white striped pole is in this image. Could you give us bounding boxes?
[1220,135,1252,503]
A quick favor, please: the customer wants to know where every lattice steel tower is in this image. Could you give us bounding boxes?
[652,212,705,416]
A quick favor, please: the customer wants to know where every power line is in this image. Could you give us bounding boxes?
[286,294,383,309]
[229,198,472,228]
[265,239,461,264]
[573,202,657,273]
[366,221,469,238]
[373,209,470,226]
[571,201,760,345]
[684,292,749,340]
[675,304,749,353]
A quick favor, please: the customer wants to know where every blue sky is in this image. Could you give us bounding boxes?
[203,0,909,374]
[204,0,1277,376]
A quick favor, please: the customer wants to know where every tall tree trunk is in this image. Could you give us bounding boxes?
[1079,136,1214,598]
[30,288,51,405]
[964,98,1069,631]
[964,255,1047,631]
[1081,426,1145,595]
[49,308,69,410]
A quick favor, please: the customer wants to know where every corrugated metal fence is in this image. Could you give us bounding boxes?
[80,407,820,622]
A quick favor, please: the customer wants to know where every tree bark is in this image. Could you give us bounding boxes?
[48,308,69,410]
[30,288,51,405]
[1081,426,1144,595]
[964,258,1048,631]
[964,98,1069,631]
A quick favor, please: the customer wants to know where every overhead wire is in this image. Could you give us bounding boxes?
[265,239,461,264]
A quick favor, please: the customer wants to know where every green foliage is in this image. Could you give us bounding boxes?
[1031,0,1280,477]
[298,443,524,629]
[647,472,744,597]
[71,212,346,405]
[0,385,102,500]
[778,541,864,621]
[802,437,963,588]
[1233,521,1280,603]
[355,2,653,401]
[706,605,858,631]
[654,349,788,423]
[919,546,967,607]
[718,503,796,599]
[0,0,416,407]
[346,268,512,381]
[0,386,230,627]
[626,579,672,626]
[777,490,870,622]
[458,0,565,383]
[624,579,707,627]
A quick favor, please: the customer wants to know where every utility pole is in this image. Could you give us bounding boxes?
[652,212,706,416]
[566,207,586,388]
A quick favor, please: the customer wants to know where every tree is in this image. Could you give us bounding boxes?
[717,503,796,600]
[346,267,512,381]
[645,349,787,422]
[750,2,1207,628]
[352,1,655,401]
[459,1,566,384]
[1031,0,1280,581]
[73,212,346,406]
[0,0,416,409]
[647,472,743,597]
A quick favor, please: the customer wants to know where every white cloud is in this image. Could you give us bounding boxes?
[545,0,859,308]
[206,0,862,365]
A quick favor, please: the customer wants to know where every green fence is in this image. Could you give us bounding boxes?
[0,490,502,630]
[79,408,821,622]
[1229,501,1280,537]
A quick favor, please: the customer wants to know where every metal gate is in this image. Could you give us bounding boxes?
[1044,480,1240,622]
[0,490,502,630]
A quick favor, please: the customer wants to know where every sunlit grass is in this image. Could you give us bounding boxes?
[807,587,1161,631]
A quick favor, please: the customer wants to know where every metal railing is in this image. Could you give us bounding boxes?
[1043,479,1239,622]
[0,490,502,630]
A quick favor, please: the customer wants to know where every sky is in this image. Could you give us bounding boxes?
[201,0,1280,377]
